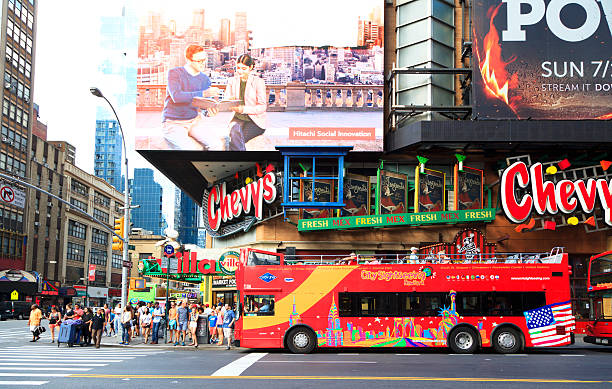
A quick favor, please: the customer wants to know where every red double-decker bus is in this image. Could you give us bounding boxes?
[234,248,575,354]
[585,251,612,346]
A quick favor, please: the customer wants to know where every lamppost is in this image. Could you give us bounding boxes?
[89,87,130,312]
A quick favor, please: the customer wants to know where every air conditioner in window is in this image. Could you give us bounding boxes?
[1,136,8,143]
[5,56,11,63]
[23,98,29,104]
[34,210,39,214]
[47,202,52,207]
[33,222,39,226]
[43,163,49,168]
[4,82,10,89]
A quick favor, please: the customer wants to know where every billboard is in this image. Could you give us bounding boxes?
[135,1,383,152]
[472,0,612,119]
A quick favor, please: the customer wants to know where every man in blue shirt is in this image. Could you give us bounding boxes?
[162,44,224,151]
[222,304,236,350]
[175,300,189,346]
[150,302,164,345]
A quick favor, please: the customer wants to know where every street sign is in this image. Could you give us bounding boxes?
[123,260,133,268]
[164,245,174,255]
[10,290,18,300]
[0,182,26,208]
[169,257,178,273]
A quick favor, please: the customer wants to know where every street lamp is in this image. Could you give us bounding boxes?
[89,87,130,312]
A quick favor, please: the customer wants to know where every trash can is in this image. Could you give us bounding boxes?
[196,314,209,344]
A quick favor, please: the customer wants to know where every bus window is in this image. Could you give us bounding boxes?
[401,293,446,317]
[243,295,275,316]
[590,255,612,285]
[456,293,481,316]
[248,251,281,266]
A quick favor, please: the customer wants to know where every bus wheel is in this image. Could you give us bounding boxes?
[448,327,478,354]
[286,327,316,354]
[492,327,521,354]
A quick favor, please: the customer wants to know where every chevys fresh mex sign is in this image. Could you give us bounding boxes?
[501,162,612,226]
[204,169,279,236]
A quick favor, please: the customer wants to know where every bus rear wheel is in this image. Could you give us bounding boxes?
[492,327,522,354]
[286,327,316,354]
[448,327,478,354]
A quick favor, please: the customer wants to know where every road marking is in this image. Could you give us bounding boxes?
[211,353,267,377]
[0,363,107,367]
[0,356,134,360]
[258,361,377,364]
[395,354,421,356]
[0,359,127,363]
[66,374,612,383]
[339,353,359,355]
[0,367,93,371]
[505,354,528,357]
[0,373,69,377]
[0,381,49,385]
[449,354,473,356]
[560,354,584,357]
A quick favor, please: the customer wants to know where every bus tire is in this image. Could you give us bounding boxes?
[286,327,316,354]
[448,326,478,354]
[492,327,521,354]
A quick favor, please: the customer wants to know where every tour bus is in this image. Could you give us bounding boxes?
[585,251,612,346]
[234,248,575,354]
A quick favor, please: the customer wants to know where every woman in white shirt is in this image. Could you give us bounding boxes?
[140,308,152,344]
[120,305,132,345]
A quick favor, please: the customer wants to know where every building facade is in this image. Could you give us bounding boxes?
[130,168,164,235]
[61,163,124,306]
[174,188,199,245]
[0,0,37,283]
[94,119,123,192]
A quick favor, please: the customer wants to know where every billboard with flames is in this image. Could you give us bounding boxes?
[472,0,612,120]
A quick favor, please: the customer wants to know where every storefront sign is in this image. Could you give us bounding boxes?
[73,285,87,297]
[218,251,240,276]
[301,179,334,219]
[454,165,484,210]
[41,280,60,296]
[212,278,236,288]
[379,171,407,214]
[341,174,370,217]
[170,292,198,299]
[206,170,278,231]
[140,249,242,279]
[298,208,496,231]
[501,161,612,226]
[88,287,108,298]
[415,167,445,213]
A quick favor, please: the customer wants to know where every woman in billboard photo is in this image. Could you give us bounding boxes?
[224,54,267,151]
[161,44,223,151]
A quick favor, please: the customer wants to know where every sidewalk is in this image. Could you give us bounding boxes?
[99,334,237,350]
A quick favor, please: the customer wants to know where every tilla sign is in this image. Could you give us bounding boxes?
[298,208,496,231]
[501,162,612,226]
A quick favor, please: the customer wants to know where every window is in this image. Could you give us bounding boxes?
[247,251,281,266]
[95,270,106,285]
[69,197,87,213]
[243,295,275,316]
[90,248,107,266]
[94,191,110,207]
[70,179,89,197]
[92,228,108,245]
[67,219,86,239]
[66,241,85,261]
[112,253,122,269]
[93,208,109,224]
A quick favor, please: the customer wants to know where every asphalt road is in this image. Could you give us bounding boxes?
[0,319,611,388]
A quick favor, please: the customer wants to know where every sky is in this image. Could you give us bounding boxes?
[33,0,382,230]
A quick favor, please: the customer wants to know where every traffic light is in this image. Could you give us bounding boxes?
[112,217,124,251]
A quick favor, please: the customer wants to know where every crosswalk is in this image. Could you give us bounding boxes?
[0,345,169,386]
[0,328,49,343]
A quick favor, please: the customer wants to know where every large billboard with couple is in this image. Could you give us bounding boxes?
[135,0,384,152]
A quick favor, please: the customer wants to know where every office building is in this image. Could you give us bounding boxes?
[130,168,164,235]
[174,188,199,245]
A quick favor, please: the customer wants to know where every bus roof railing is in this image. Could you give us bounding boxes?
[282,248,565,265]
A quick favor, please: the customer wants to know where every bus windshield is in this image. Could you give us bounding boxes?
[589,254,612,286]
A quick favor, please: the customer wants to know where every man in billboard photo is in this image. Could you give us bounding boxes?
[224,54,267,151]
[161,44,223,151]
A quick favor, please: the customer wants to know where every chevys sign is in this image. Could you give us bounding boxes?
[206,170,278,232]
[501,162,612,225]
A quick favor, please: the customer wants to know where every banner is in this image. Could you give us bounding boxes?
[415,167,445,213]
[135,1,384,152]
[88,265,96,282]
[453,165,484,211]
[378,171,407,214]
[340,174,370,217]
[472,0,612,119]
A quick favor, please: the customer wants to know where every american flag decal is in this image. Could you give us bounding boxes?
[524,301,575,347]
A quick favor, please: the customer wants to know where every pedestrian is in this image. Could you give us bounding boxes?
[188,304,199,348]
[103,304,110,336]
[27,304,43,342]
[113,303,122,337]
[108,310,116,337]
[90,308,105,348]
[63,303,75,321]
[208,308,218,344]
[216,307,224,346]
[81,307,93,346]
[203,303,213,316]
[167,301,178,344]
[222,304,235,350]
[46,306,61,343]
[140,307,152,344]
[176,300,189,346]
[120,305,132,345]
[151,302,163,344]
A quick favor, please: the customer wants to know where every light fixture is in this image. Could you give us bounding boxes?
[417,156,429,173]
[455,153,466,171]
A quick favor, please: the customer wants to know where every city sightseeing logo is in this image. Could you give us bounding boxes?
[360,270,428,286]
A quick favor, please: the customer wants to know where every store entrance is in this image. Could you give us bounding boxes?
[213,291,237,308]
